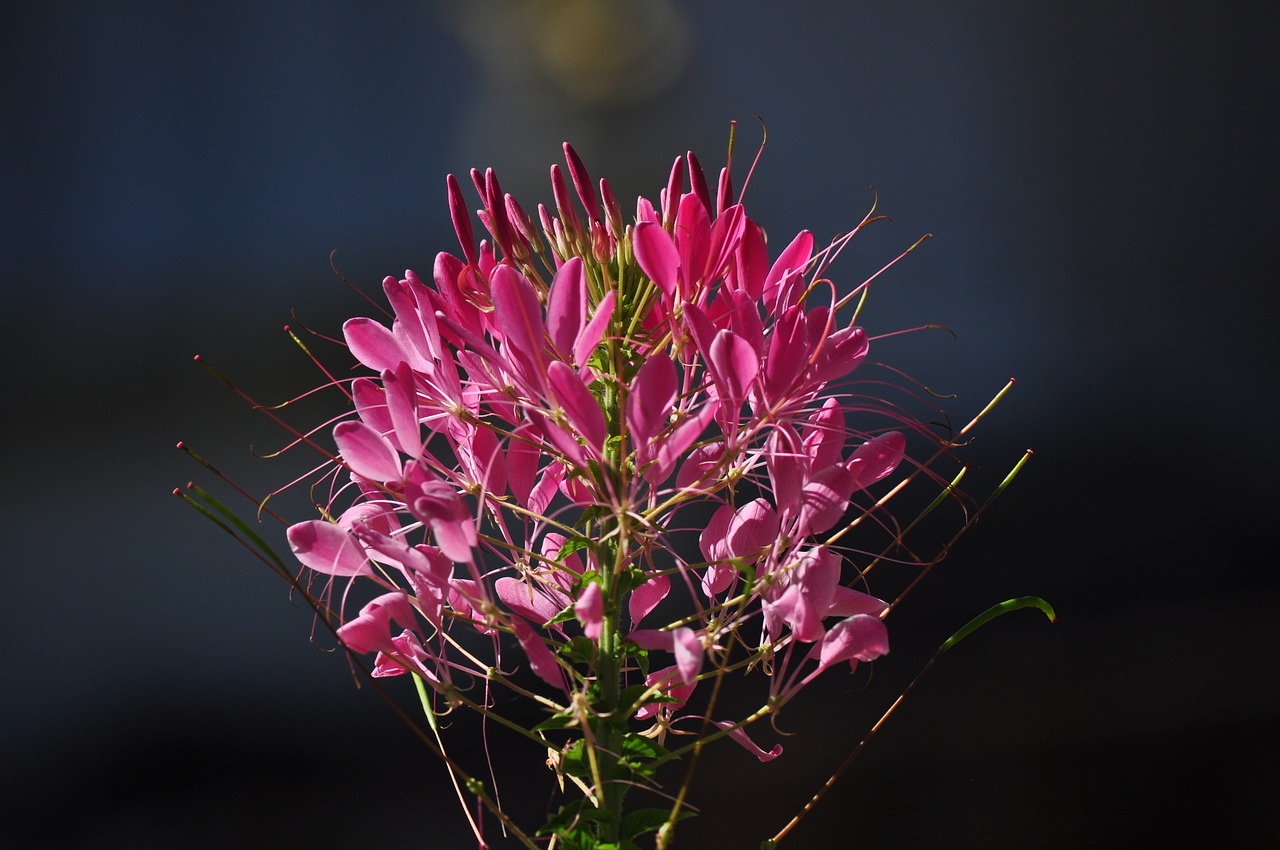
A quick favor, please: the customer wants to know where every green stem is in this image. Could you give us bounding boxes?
[595,540,625,843]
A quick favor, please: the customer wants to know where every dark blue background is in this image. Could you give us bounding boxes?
[4,2,1276,846]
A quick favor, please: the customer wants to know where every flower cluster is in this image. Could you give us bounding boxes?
[271,140,952,846]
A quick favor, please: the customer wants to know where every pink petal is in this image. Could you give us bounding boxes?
[709,329,758,404]
[626,352,677,446]
[527,458,563,515]
[351,377,394,439]
[632,220,681,299]
[496,576,565,625]
[661,155,683,228]
[333,420,403,483]
[404,470,476,562]
[768,548,842,643]
[562,142,599,222]
[810,326,869,385]
[574,289,615,367]
[430,251,480,331]
[628,572,670,627]
[701,563,737,598]
[505,423,540,508]
[348,523,422,572]
[635,195,660,226]
[803,614,890,685]
[763,305,809,400]
[336,501,397,537]
[762,230,814,315]
[546,256,586,359]
[574,581,604,640]
[548,360,607,453]
[447,173,478,267]
[336,590,417,655]
[803,399,848,472]
[371,630,433,680]
[287,520,369,577]
[676,440,725,491]
[673,627,702,685]
[704,204,746,283]
[848,431,907,490]
[512,618,566,692]
[490,264,547,383]
[382,362,422,462]
[629,629,700,686]
[726,498,780,561]
[627,629,673,651]
[708,719,783,762]
[827,587,889,619]
[634,665,696,720]
[765,428,805,518]
[675,192,710,285]
[799,464,856,537]
[727,288,764,357]
[343,317,409,374]
[382,276,434,372]
[527,408,586,468]
[681,299,718,357]
[447,579,493,632]
[654,405,715,484]
[732,218,769,299]
[698,503,735,564]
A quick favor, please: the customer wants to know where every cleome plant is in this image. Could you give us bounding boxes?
[179,125,1050,849]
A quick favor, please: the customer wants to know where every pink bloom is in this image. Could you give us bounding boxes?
[257,140,956,827]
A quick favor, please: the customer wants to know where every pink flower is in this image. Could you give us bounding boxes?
[254,140,958,840]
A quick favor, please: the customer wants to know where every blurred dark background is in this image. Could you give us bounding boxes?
[4,1,1277,847]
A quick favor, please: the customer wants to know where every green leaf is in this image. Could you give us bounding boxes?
[562,635,598,664]
[939,596,1057,654]
[618,683,656,714]
[561,739,589,778]
[628,645,650,677]
[620,734,670,762]
[621,808,694,841]
[548,604,581,627]
[617,565,651,594]
[558,536,596,559]
[532,711,578,732]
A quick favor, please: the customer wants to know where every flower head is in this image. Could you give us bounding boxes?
[195,133,1016,848]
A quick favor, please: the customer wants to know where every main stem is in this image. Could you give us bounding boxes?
[595,532,625,843]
